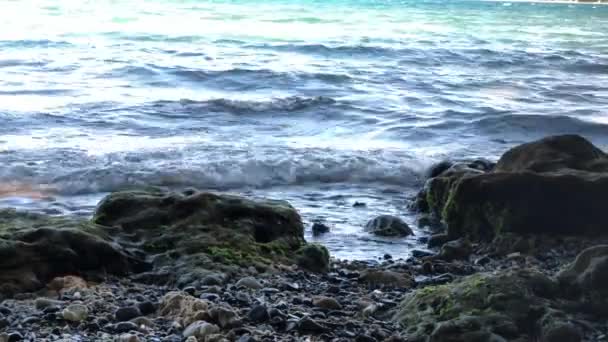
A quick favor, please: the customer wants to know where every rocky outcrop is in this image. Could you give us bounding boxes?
[417,135,608,241]
[0,190,311,296]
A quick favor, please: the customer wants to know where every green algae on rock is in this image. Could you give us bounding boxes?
[0,189,318,296]
[394,269,563,341]
[295,243,330,273]
[418,135,608,241]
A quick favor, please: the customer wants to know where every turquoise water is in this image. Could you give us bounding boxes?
[0,0,607,259]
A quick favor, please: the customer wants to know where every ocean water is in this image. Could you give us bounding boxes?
[1,0,607,260]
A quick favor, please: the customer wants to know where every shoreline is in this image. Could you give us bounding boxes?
[484,0,608,5]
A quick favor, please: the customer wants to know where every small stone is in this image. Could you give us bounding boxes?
[475,256,492,266]
[183,321,219,339]
[353,202,366,207]
[355,335,376,342]
[236,277,263,290]
[427,233,450,248]
[412,250,434,258]
[297,317,327,334]
[364,215,413,237]
[0,308,10,315]
[248,305,269,323]
[117,334,142,342]
[137,301,156,315]
[183,287,197,296]
[62,304,88,322]
[312,296,342,310]
[185,337,198,342]
[200,293,220,302]
[542,322,582,342]
[383,254,392,260]
[114,322,139,333]
[7,332,23,342]
[43,305,61,314]
[439,239,472,261]
[115,306,142,322]
[209,307,240,328]
[296,244,330,273]
[312,222,330,236]
[0,317,8,329]
[35,298,63,310]
[22,316,40,325]
[201,274,223,286]
[238,336,257,342]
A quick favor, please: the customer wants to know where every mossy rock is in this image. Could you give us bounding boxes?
[420,135,608,241]
[394,269,559,341]
[296,243,330,273]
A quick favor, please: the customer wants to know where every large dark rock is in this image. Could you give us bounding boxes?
[418,135,608,241]
[0,190,309,296]
[0,210,145,297]
[557,245,608,300]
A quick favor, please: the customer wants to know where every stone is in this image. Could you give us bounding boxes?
[557,245,608,298]
[247,305,270,323]
[117,334,142,342]
[208,306,240,328]
[297,317,327,334]
[159,291,209,327]
[34,298,63,310]
[115,306,142,322]
[183,321,220,339]
[185,337,198,342]
[422,135,608,241]
[47,275,88,295]
[62,303,88,322]
[312,296,342,310]
[359,270,413,288]
[364,215,413,237]
[438,239,472,261]
[236,277,263,290]
[296,244,330,273]
[6,333,22,342]
[427,233,450,248]
[541,322,582,342]
[114,321,139,333]
[312,222,330,236]
[137,301,157,315]
[201,274,224,286]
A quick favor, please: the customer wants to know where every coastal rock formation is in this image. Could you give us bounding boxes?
[418,135,608,241]
[364,215,413,237]
[0,190,309,297]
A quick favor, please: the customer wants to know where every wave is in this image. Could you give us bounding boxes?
[152,96,337,114]
[0,148,427,196]
[0,39,72,49]
[473,114,608,138]
[170,67,352,85]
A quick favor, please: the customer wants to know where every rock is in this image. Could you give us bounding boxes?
[427,160,454,179]
[394,268,559,341]
[297,317,327,334]
[201,274,224,286]
[383,253,392,260]
[131,316,155,328]
[236,277,263,290]
[438,239,472,261]
[364,215,413,237]
[159,291,209,327]
[34,297,63,310]
[296,244,330,273]
[183,321,219,339]
[137,301,157,315]
[0,210,144,296]
[423,135,608,241]
[557,244,608,298]
[312,222,330,236]
[208,307,240,328]
[62,303,88,322]
[541,321,582,342]
[114,321,139,333]
[115,306,142,322]
[6,333,22,342]
[359,270,413,288]
[411,250,434,259]
[312,296,342,310]
[353,202,367,208]
[47,275,88,295]
[427,233,450,248]
[185,337,198,342]
[247,305,270,323]
[117,334,142,342]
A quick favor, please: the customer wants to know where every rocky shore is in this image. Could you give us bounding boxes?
[1,134,608,342]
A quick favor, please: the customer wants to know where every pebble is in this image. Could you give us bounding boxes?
[117,334,142,342]
[297,317,327,334]
[313,296,342,310]
[62,304,89,322]
[183,321,219,339]
[115,306,142,322]
[34,298,63,310]
[236,277,263,290]
[137,301,156,315]
[201,274,223,286]
[7,333,23,342]
[248,305,270,323]
[114,322,139,333]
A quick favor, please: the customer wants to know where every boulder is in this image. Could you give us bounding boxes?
[295,244,330,273]
[394,269,560,341]
[418,135,608,241]
[557,244,608,299]
[364,215,413,237]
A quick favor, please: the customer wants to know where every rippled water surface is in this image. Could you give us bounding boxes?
[1,0,607,259]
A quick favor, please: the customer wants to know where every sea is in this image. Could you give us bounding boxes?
[0,0,607,260]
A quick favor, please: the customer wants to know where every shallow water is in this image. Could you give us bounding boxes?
[1,0,607,260]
